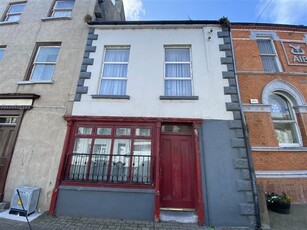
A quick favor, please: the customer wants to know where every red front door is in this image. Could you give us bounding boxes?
[160,127,196,209]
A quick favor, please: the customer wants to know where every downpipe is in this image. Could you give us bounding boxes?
[229,29,261,229]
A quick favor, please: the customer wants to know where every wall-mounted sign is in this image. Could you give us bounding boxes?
[281,41,307,66]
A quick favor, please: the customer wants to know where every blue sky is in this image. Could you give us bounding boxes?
[122,0,307,26]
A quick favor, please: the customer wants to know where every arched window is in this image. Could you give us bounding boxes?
[268,93,301,146]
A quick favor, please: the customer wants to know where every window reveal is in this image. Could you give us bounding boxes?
[29,45,60,81]
[257,39,281,72]
[65,125,154,185]
[3,3,25,22]
[164,47,192,96]
[269,94,301,146]
[51,0,75,17]
[99,47,130,96]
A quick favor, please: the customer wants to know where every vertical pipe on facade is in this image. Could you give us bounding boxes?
[229,29,261,229]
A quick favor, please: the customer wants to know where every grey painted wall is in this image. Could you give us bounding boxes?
[201,120,251,227]
[56,186,155,221]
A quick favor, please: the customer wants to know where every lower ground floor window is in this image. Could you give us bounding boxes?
[63,123,154,186]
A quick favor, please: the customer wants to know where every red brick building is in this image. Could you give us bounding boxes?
[232,23,307,203]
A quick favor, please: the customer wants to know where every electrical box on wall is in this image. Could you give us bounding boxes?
[9,186,40,216]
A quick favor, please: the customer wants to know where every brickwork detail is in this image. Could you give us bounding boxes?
[75,28,98,101]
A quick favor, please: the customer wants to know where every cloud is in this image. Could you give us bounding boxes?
[123,0,145,20]
[257,0,307,25]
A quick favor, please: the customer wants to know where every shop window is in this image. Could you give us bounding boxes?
[64,124,154,186]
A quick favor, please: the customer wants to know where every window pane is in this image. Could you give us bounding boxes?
[77,127,92,135]
[89,139,111,181]
[103,64,128,78]
[54,1,74,9]
[274,122,298,144]
[73,138,92,154]
[35,47,60,62]
[257,40,275,54]
[165,64,190,78]
[53,10,72,17]
[165,48,190,62]
[161,125,192,133]
[9,4,25,13]
[269,95,291,120]
[132,140,151,183]
[135,128,151,136]
[31,65,55,81]
[99,79,126,95]
[6,15,20,22]
[165,80,192,96]
[0,49,4,60]
[261,56,278,72]
[97,128,112,135]
[70,138,92,180]
[116,128,131,136]
[105,49,129,62]
[0,116,17,124]
[110,139,131,182]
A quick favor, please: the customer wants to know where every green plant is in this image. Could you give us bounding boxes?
[84,14,92,23]
[267,192,292,204]
[219,16,230,27]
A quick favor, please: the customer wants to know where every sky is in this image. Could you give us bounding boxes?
[122,0,307,26]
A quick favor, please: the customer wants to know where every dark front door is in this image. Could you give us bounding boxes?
[160,125,196,209]
[0,122,18,201]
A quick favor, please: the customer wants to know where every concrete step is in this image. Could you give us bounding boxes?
[0,202,10,211]
[160,210,198,224]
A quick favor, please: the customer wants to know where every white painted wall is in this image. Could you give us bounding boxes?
[73,25,233,120]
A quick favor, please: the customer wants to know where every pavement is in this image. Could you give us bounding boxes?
[0,205,305,230]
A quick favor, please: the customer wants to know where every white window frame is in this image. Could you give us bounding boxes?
[257,38,282,73]
[29,46,60,81]
[51,0,74,17]
[269,93,302,147]
[163,46,193,96]
[98,46,130,96]
[4,3,25,22]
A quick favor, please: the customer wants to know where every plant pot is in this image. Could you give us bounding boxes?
[267,201,291,214]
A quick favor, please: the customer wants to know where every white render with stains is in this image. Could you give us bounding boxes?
[73,25,233,120]
[0,0,123,211]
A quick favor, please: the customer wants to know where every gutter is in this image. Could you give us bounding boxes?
[229,29,261,229]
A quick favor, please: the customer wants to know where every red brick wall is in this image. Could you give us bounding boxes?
[257,178,307,204]
[245,112,278,146]
[253,151,307,171]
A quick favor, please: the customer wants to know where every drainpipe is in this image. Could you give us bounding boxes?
[229,29,261,229]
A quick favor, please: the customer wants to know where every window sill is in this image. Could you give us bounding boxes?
[41,16,72,22]
[160,96,199,100]
[92,95,130,99]
[252,146,307,152]
[0,21,19,26]
[17,80,54,85]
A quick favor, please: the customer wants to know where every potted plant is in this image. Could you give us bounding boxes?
[266,192,291,214]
